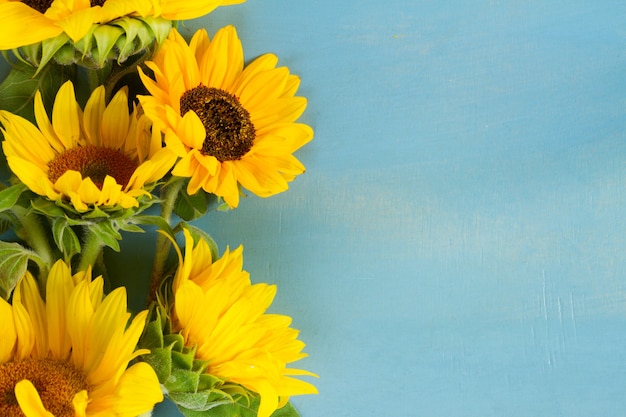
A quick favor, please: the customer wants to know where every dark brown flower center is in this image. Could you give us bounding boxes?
[48,146,138,190]
[22,0,105,13]
[180,85,255,162]
[0,358,88,417]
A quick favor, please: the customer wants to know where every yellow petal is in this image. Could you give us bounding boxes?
[0,297,16,363]
[52,81,82,149]
[160,0,228,20]
[67,279,96,369]
[0,110,56,164]
[14,380,55,417]
[113,363,163,416]
[0,3,62,49]
[83,86,106,146]
[5,157,50,196]
[72,390,89,417]
[46,260,75,359]
[101,88,131,149]
[54,7,101,42]
[200,26,243,90]
[16,272,48,358]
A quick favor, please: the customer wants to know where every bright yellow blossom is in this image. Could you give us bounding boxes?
[168,229,317,417]
[139,26,313,208]
[0,0,245,50]
[0,80,176,213]
[0,260,163,416]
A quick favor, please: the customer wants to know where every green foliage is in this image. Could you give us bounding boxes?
[139,307,237,412]
[174,186,218,221]
[0,60,74,122]
[0,241,44,299]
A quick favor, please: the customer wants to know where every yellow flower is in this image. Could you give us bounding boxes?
[0,260,163,416]
[0,80,176,213]
[159,0,245,20]
[0,0,139,49]
[0,0,245,51]
[139,26,313,208]
[170,230,317,417]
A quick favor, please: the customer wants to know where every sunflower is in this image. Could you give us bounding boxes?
[0,260,163,416]
[0,0,245,51]
[167,229,317,417]
[138,26,313,208]
[0,80,176,213]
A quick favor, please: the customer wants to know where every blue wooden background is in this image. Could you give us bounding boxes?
[144,1,626,416]
[6,1,626,416]
[148,1,626,416]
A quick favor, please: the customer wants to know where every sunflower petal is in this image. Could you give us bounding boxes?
[15,380,55,417]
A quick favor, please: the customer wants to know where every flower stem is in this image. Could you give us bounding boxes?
[12,207,55,282]
[148,178,185,303]
[78,228,105,273]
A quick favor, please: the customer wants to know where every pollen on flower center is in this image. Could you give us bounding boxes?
[22,0,105,13]
[180,85,255,162]
[48,145,138,189]
[20,0,53,13]
[0,358,88,417]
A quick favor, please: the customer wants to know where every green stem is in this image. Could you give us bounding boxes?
[78,228,105,273]
[13,208,55,283]
[148,178,185,304]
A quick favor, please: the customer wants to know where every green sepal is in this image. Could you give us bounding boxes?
[138,306,246,413]
[12,16,173,70]
[92,24,125,68]
[0,241,44,299]
[38,34,73,68]
[180,395,302,417]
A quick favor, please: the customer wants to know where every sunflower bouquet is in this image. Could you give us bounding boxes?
[0,1,317,416]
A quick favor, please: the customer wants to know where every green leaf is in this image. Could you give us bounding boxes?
[0,60,74,122]
[174,187,211,221]
[0,241,42,299]
[30,198,67,219]
[0,213,15,236]
[51,218,81,263]
[129,214,175,237]
[177,396,302,417]
[89,221,122,252]
[0,183,27,213]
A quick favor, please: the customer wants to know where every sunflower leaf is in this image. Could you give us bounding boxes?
[130,214,175,238]
[88,221,122,252]
[51,218,81,263]
[174,187,210,221]
[30,198,67,219]
[0,183,28,212]
[0,59,74,122]
[0,241,40,299]
[176,396,302,417]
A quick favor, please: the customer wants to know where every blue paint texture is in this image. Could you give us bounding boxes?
[4,1,624,416]
[150,1,626,416]
[172,2,626,416]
